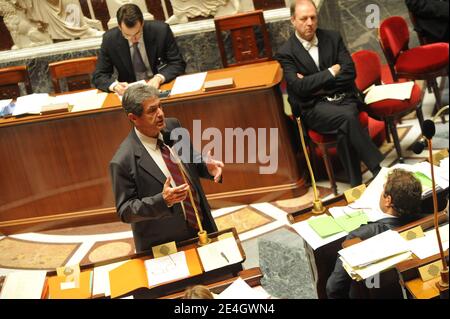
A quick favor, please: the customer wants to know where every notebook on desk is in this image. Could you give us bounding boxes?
[108,248,202,299]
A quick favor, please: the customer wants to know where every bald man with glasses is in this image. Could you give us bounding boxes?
[93,3,186,96]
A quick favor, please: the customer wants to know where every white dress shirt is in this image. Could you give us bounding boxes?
[109,36,165,92]
[295,32,336,77]
[134,128,188,215]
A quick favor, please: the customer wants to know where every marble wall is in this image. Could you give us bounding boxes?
[0,0,418,94]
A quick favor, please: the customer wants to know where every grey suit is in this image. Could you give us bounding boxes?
[109,118,218,253]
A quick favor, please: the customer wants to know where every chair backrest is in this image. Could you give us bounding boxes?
[0,65,32,100]
[352,50,382,92]
[214,10,272,68]
[378,16,410,62]
[49,56,98,93]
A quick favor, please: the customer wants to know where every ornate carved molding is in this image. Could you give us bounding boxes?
[166,0,241,25]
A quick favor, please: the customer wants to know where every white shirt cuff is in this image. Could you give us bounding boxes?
[109,81,118,92]
[328,67,336,77]
[155,74,165,84]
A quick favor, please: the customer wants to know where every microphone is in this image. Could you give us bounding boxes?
[412,120,435,154]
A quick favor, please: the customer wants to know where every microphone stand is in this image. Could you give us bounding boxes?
[424,123,449,295]
[296,117,326,214]
[167,145,211,246]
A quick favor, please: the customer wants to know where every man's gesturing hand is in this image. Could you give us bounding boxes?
[162,176,189,207]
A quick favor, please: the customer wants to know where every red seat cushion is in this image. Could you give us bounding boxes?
[365,83,422,117]
[308,111,368,144]
[396,43,449,74]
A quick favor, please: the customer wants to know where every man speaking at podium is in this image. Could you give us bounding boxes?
[93,3,186,96]
[109,84,223,253]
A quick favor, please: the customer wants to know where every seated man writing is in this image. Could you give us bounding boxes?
[326,168,423,298]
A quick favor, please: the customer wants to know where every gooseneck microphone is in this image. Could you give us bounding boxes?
[412,120,436,154]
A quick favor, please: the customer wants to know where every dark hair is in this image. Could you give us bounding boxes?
[290,0,318,17]
[384,169,422,217]
[117,3,143,28]
[122,84,159,116]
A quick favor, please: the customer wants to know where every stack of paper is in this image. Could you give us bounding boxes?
[197,237,243,272]
[92,261,127,298]
[338,230,412,280]
[408,224,449,260]
[170,72,207,96]
[144,251,190,287]
[0,270,47,299]
[12,93,52,116]
[52,89,108,112]
[364,81,414,104]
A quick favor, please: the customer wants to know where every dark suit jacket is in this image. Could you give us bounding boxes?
[109,118,217,253]
[406,0,449,43]
[93,21,186,92]
[274,29,358,117]
[326,214,425,299]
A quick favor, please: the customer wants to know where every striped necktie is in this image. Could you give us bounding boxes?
[157,139,201,230]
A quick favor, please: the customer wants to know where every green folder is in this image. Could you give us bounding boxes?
[334,211,369,233]
[413,172,432,189]
[308,216,344,238]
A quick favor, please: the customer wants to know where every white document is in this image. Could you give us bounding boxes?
[197,237,243,272]
[291,216,348,250]
[53,89,107,112]
[364,81,414,104]
[328,206,389,223]
[169,72,207,96]
[12,93,51,116]
[339,230,410,268]
[144,251,190,287]
[216,277,270,299]
[409,224,449,259]
[0,270,47,299]
[92,260,127,297]
[0,98,12,109]
[341,251,413,280]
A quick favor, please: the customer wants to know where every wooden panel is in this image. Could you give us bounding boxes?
[145,0,167,21]
[253,0,286,11]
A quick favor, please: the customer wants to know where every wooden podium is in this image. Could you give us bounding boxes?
[44,228,249,299]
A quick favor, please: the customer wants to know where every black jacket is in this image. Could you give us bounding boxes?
[109,118,217,253]
[274,29,358,117]
[406,0,449,43]
[93,20,186,92]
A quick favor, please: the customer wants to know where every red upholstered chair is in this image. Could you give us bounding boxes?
[49,56,97,93]
[305,112,369,195]
[378,16,448,120]
[352,50,424,163]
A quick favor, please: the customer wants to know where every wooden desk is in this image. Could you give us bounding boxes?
[44,228,246,299]
[287,189,449,299]
[0,61,307,234]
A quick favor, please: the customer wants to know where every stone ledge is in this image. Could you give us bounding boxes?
[0,8,290,64]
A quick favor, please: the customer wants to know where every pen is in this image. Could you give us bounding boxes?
[220,251,229,263]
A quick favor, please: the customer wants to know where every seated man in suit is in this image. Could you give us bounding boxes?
[326,168,423,298]
[109,84,224,253]
[93,3,186,95]
[406,0,449,43]
[275,0,383,187]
